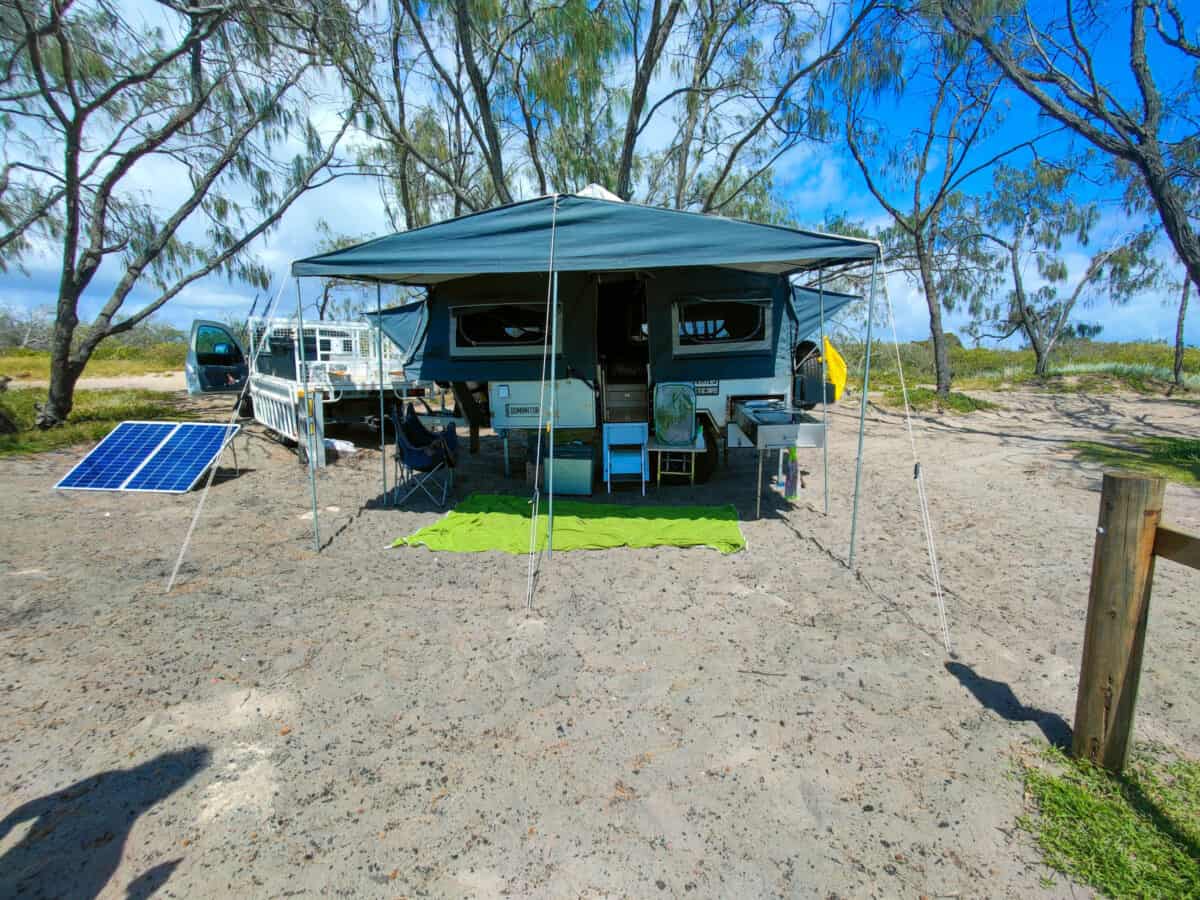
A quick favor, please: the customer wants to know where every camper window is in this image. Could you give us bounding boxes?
[451,304,560,357]
[673,298,771,355]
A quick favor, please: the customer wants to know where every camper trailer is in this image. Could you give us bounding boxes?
[292,190,876,489]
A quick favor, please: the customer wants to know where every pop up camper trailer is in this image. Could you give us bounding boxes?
[291,190,878,485]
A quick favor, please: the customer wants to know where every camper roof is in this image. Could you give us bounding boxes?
[291,192,880,284]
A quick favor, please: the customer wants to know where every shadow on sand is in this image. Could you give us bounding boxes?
[0,747,209,899]
[946,661,1071,748]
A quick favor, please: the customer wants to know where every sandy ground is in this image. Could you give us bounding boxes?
[1,388,1197,899]
[11,372,187,391]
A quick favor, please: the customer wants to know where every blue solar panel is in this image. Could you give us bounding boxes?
[125,423,239,493]
[55,421,239,493]
[55,422,177,491]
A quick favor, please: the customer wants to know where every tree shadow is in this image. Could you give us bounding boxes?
[125,859,182,899]
[0,747,209,899]
[945,661,1071,748]
[1115,769,1200,865]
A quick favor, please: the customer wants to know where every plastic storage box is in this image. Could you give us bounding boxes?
[539,441,593,495]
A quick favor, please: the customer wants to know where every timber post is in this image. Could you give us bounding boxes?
[1072,472,1164,772]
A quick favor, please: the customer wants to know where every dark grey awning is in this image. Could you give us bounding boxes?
[293,194,879,283]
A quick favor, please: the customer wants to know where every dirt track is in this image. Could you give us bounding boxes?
[1,389,1197,898]
[11,372,187,391]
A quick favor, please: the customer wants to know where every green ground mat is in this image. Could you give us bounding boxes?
[394,493,745,554]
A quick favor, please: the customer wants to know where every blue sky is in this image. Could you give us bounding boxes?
[2,3,1196,349]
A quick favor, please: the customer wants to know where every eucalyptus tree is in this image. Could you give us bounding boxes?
[939,0,1200,301]
[974,160,1161,375]
[835,13,1026,395]
[0,0,355,426]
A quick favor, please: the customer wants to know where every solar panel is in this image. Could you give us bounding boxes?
[125,423,239,493]
[55,421,239,494]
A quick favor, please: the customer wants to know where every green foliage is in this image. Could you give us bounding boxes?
[975,160,1163,368]
[882,386,998,413]
[0,345,185,380]
[839,339,1200,393]
[0,388,187,455]
[0,0,351,422]
[1018,745,1200,898]
[1069,437,1200,486]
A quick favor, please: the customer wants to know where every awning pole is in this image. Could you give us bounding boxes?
[297,281,320,552]
[377,283,388,506]
[547,269,559,557]
[819,269,829,516]
[848,259,878,567]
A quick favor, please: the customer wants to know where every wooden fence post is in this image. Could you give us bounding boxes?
[1072,472,1165,773]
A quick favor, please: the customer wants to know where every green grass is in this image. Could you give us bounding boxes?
[0,386,189,455]
[1070,436,1200,486]
[840,339,1200,396]
[881,386,1000,413]
[1019,745,1200,898]
[0,343,186,380]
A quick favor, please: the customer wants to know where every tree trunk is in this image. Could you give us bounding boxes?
[615,0,683,200]
[1139,157,1200,307]
[1032,341,1052,377]
[36,291,83,428]
[1174,278,1190,390]
[916,244,952,395]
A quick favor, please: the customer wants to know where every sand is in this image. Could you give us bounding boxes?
[1,388,1197,898]
[11,372,187,391]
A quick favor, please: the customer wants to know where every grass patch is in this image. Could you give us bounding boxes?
[1070,436,1200,486]
[882,386,1000,414]
[0,387,189,455]
[1019,745,1200,898]
[840,340,1199,397]
[0,344,186,380]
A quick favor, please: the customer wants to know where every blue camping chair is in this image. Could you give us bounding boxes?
[390,404,456,506]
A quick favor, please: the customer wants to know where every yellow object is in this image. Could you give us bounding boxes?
[823,337,847,401]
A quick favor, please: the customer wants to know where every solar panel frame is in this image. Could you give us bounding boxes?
[55,420,239,494]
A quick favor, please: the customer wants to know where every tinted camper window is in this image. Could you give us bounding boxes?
[451,304,558,356]
[674,299,771,354]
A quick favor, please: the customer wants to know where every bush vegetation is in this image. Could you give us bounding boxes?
[0,387,188,456]
[841,338,1200,396]
[882,386,1000,413]
[0,343,187,380]
[1070,436,1200,486]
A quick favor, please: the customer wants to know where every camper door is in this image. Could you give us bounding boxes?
[186,320,248,395]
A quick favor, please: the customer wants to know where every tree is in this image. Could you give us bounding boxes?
[0,302,53,350]
[940,0,1200,303]
[974,160,1160,375]
[0,1,354,426]
[836,14,1027,395]
[312,222,374,320]
[1172,278,1190,390]
[329,0,878,224]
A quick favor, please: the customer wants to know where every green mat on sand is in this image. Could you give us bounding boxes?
[394,493,745,554]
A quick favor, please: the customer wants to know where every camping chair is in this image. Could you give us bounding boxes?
[652,382,702,486]
[402,402,459,457]
[390,405,455,506]
[602,422,649,495]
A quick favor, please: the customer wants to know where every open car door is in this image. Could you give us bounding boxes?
[186,320,248,396]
